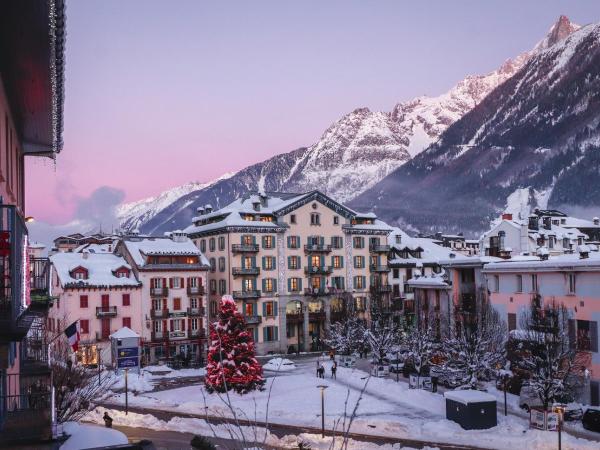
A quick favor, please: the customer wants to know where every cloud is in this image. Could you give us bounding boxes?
[28,186,126,253]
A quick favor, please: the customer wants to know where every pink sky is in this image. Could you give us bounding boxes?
[25,0,600,225]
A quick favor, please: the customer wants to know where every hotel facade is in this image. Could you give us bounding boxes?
[185,191,392,355]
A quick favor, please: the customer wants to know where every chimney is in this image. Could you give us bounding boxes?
[196,207,205,215]
[528,215,539,231]
[594,217,599,226]
[543,217,552,230]
[578,245,590,259]
[205,204,213,214]
[171,230,187,243]
[502,213,513,221]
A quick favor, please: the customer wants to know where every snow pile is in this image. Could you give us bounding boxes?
[60,422,127,450]
[143,365,206,379]
[262,358,296,372]
[110,371,154,393]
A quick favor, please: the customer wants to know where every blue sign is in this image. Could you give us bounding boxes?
[117,356,139,368]
[118,347,139,358]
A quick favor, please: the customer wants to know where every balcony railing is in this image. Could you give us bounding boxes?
[188,328,206,339]
[232,267,260,277]
[150,287,169,297]
[369,244,391,253]
[30,258,52,304]
[370,264,390,273]
[304,288,328,296]
[285,311,303,323]
[169,330,187,339]
[304,244,332,253]
[95,306,117,317]
[187,306,206,316]
[370,284,392,294]
[309,310,326,321]
[231,244,259,253]
[0,205,31,342]
[151,331,167,341]
[232,290,261,300]
[244,315,262,325]
[150,308,170,319]
[304,266,333,275]
[187,285,205,296]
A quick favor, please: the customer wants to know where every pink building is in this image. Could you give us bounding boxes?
[484,249,600,406]
[49,251,143,364]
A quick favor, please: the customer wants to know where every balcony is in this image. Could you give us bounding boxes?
[369,244,391,253]
[304,265,333,275]
[29,258,52,304]
[244,315,262,325]
[286,312,303,323]
[232,244,259,253]
[232,290,261,300]
[309,310,326,321]
[370,284,392,294]
[150,308,170,319]
[95,306,117,318]
[151,331,167,341]
[370,264,390,273]
[304,244,332,253]
[188,328,206,339]
[187,285,205,296]
[150,286,169,297]
[304,287,328,297]
[0,392,52,444]
[187,306,206,316]
[232,267,260,277]
[403,299,416,314]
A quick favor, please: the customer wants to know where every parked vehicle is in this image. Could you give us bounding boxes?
[519,385,543,412]
[371,364,390,377]
[582,408,600,432]
[560,403,584,422]
[340,355,356,368]
[430,366,466,388]
[388,358,404,373]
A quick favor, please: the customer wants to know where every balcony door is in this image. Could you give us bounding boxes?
[101,294,109,312]
[101,318,110,339]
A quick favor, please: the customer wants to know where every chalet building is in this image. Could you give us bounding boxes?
[184,190,392,355]
[117,232,210,365]
[48,251,143,364]
[483,249,600,406]
[418,232,479,256]
[480,210,590,258]
[53,232,119,253]
[387,228,465,326]
[0,1,66,445]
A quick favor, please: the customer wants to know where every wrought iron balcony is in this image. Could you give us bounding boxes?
[370,264,390,273]
[30,258,52,304]
[151,331,167,341]
[150,286,169,297]
[95,306,117,317]
[304,244,332,253]
[285,311,304,323]
[304,265,333,275]
[232,267,260,277]
[231,244,259,253]
[303,287,328,296]
[169,330,187,339]
[369,244,391,253]
[187,285,205,296]
[244,315,262,325]
[370,284,392,293]
[232,290,261,300]
[187,306,206,317]
[150,308,170,319]
[309,310,326,321]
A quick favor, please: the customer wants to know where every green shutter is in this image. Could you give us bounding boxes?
[297,256,301,269]
[261,256,266,270]
[320,255,325,267]
[296,236,300,248]
[362,276,366,287]
[274,301,278,316]
[273,279,277,293]
[320,236,324,245]
[287,256,291,268]
[299,278,303,291]
[274,326,279,340]
[287,278,291,292]
[272,257,277,270]
[287,236,291,248]
[262,302,267,316]
[262,278,266,292]
[262,327,267,342]
[251,256,257,268]
[340,256,344,268]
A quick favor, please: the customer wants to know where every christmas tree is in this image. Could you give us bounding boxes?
[205,295,265,394]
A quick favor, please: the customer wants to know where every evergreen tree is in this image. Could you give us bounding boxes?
[205,296,265,394]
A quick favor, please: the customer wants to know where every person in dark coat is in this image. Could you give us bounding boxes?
[103,411,113,428]
[331,361,337,379]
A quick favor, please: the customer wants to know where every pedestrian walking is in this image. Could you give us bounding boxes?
[103,411,113,428]
[318,363,325,378]
[331,361,337,379]
[316,360,320,378]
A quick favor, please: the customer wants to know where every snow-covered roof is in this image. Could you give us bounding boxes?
[483,250,600,272]
[444,390,496,405]
[388,228,468,265]
[406,274,450,288]
[29,242,46,249]
[561,216,600,229]
[110,326,139,339]
[122,237,209,267]
[50,252,141,288]
[346,219,393,232]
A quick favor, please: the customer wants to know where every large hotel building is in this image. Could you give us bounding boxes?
[185,191,392,354]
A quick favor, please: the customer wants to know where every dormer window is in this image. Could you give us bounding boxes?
[74,271,86,280]
[114,267,131,278]
[70,266,89,280]
[253,202,260,211]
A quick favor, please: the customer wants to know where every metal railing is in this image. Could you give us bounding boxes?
[370,264,391,272]
[150,308,169,318]
[187,285,205,296]
[95,306,117,317]
[232,267,260,276]
[232,290,261,299]
[244,315,262,325]
[187,306,206,316]
[231,244,259,253]
[30,258,51,303]
[150,287,169,297]
[369,244,391,253]
[304,266,333,275]
[304,288,328,296]
[304,244,332,253]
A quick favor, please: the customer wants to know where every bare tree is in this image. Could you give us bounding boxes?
[404,325,437,378]
[514,296,575,409]
[366,317,401,364]
[441,300,507,388]
[326,316,369,356]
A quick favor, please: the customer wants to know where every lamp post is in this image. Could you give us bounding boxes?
[317,385,329,438]
[396,350,400,382]
[555,405,564,450]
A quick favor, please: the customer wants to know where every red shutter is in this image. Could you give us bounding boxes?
[181,277,185,287]
[188,318,191,331]
[182,319,186,331]
[198,277,203,287]
[162,278,167,287]
[170,320,174,332]
[187,277,191,288]
[162,298,167,310]
[169,278,173,288]
[163,319,167,332]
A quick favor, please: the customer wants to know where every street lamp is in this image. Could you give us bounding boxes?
[554,405,564,450]
[317,385,329,438]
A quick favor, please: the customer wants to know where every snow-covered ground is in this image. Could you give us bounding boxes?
[108,366,206,393]
[60,422,128,450]
[100,358,599,449]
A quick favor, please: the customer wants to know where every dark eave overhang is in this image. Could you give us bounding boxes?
[274,190,356,219]
[0,0,66,157]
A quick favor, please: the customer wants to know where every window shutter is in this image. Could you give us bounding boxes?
[288,278,291,292]
[182,319,186,331]
[274,301,278,316]
[241,235,245,244]
[170,320,174,332]
[320,236,324,245]
[340,256,344,268]
[162,278,167,287]
[169,278,173,288]
[273,279,277,292]
[296,236,300,248]
[288,256,291,268]
[274,326,279,340]
[287,236,291,248]
[262,256,266,270]
[262,302,267,316]
[568,319,576,349]
[331,256,334,267]
[262,279,266,292]
[299,278,303,291]
[272,257,277,270]
[591,321,598,353]
[181,277,185,287]
[262,327,267,342]
[251,256,257,268]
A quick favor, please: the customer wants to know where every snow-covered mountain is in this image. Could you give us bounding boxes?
[351,18,599,236]
[121,16,579,235]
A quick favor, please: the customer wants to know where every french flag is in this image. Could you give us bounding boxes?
[64,321,80,352]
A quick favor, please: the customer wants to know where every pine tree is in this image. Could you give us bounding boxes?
[205,296,265,394]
